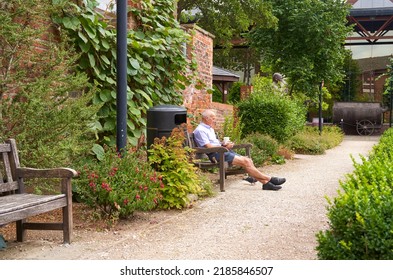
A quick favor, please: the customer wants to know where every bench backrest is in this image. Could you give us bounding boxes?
[184,132,213,161]
[185,132,197,149]
[0,139,21,195]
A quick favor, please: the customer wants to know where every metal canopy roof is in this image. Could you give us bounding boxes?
[347,7,393,45]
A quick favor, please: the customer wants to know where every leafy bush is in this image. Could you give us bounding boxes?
[316,128,393,259]
[212,85,223,103]
[75,148,162,223]
[237,89,306,143]
[222,114,244,144]
[287,125,344,155]
[148,126,213,209]
[228,82,244,104]
[243,132,280,167]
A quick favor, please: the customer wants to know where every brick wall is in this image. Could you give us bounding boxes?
[181,24,234,131]
[240,85,254,100]
[181,24,214,120]
[127,0,140,29]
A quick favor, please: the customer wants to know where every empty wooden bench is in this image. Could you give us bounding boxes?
[0,139,77,244]
[185,132,252,192]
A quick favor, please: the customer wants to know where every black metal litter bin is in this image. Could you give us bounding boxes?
[146,105,187,148]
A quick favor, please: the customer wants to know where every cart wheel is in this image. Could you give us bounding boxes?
[356,120,374,136]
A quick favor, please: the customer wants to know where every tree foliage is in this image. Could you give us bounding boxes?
[214,48,260,85]
[0,0,98,168]
[335,50,362,102]
[248,0,353,99]
[177,0,277,50]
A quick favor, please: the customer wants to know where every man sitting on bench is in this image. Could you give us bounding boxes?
[193,109,286,191]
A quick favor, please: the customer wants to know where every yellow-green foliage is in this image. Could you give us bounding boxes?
[148,126,213,209]
[287,125,344,155]
[244,132,281,167]
[222,114,244,143]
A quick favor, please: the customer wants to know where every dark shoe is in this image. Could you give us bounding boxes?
[243,176,257,184]
[262,182,282,191]
[270,177,286,185]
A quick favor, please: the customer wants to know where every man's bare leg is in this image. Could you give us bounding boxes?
[232,156,271,184]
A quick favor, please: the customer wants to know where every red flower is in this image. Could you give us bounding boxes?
[89,182,97,192]
[109,167,118,177]
[101,182,112,192]
[136,194,141,200]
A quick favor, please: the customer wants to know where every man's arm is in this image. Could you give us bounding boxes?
[204,142,215,148]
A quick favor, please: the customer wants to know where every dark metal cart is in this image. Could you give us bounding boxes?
[332,102,387,136]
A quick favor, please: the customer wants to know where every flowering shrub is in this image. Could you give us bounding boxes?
[148,125,213,209]
[75,148,162,222]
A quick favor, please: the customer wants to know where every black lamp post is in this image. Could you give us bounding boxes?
[389,78,393,127]
[116,0,128,154]
[318,80,324,135]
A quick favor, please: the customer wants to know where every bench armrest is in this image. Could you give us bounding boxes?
[193,143,252,155]
[16,167,78,179]
[232,143,253,150]
[193,146,228,154]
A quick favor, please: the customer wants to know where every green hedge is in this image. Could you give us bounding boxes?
[237,91,306,143]
[316,128,393,259]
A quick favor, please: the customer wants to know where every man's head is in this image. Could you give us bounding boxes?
[201,109,216,127]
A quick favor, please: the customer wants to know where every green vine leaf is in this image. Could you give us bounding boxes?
[88,52,95,67]
[129,58,140,70]
[62,17,80,31]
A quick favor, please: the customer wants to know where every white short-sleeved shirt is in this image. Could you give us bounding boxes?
[193,122,221,147]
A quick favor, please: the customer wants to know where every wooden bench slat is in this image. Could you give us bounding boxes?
[0,144,12,153]
[0,193,66,215]
[2,151,14,183]
[0,198,67,225]
[0,181,19,192]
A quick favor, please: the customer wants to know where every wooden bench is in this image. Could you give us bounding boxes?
[0,139,77,244]
[185,132,252,192]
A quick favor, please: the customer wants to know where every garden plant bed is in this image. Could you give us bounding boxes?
[0,136,380,260]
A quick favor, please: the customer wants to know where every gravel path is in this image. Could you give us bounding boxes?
[0,135,380,260]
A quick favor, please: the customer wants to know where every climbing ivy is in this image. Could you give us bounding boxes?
[53,0,193,147]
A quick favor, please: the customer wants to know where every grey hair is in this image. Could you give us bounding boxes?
[201,109,215,120]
